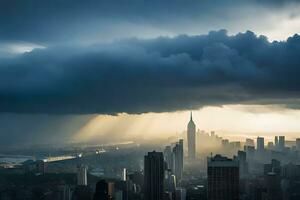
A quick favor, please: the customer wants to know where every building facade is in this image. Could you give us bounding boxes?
[207,154,239,200]
[144,151,165,200]
[77,164,87,186]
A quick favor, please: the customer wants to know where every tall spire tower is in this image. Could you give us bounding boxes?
[187,111,196,160]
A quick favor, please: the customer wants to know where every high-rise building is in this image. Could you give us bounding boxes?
[165,171,176,193]
[222,139,229,148]
[275,136,279,149]
[36,160,46,174]
[231,141,241,150]
[77,164,87,186]
[244,145,255,159]
[265,172,282,200]
[237,150,248,177]
[207,154,239,200]
[187,112,196,160]
[267,142,274,150]
[175,187,186,200]
[122,168,127,181]
[278,136,285,151]
[264,159,281,176]
[108,182,114,199]
[164,146,173,171]
[73,185,93,200]
[93,180,109,200]
[296,138,300,152]
[144,151,165,200]
[245,138,254,147]
[257,137,264,152]
[172,139,184,183]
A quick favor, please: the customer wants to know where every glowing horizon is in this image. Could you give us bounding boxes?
[72,104,300,144]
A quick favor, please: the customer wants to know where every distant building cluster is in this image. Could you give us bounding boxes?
[1,114,300,200]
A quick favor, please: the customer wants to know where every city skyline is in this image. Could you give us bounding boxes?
[3,107,300,147]
[1,1,300,199]
[1,104,300,199]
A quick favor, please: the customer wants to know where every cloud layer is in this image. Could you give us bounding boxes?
[0,30,300,114]
[1,0,300,43]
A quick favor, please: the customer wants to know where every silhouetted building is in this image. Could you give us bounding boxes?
[173,139,184,183]
[144,151,164,200]
[279,136,285,152]
[244,145,255,159]
[296,138,300,152]
[264,159,281,176]
[36,160,46,174]
[175,187,186,200]
[275,136,279,149]
[93,180,109,200]
[165,170,176,199]
[282,163,300,179]
[245,138,255,147]
[108,182,115,199]
[122,168,127,181]
[257,137,265,152]
[267,142,274,150]
[237,150,248,177]
[187,112,196,160]
[207,154,239,200]
[72,186,93,200]
[164,146,173,171]
[77,165,87,186]
[265,172,282,200]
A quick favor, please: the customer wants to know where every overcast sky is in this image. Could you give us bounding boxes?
[1,0,300,146]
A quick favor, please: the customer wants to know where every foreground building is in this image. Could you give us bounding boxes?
[77,164,87,186]
[173,139,184,183]
[144,151,165,200]
[207,154,239,200]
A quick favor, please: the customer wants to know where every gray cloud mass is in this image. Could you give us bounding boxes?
[1,0,299,43]
[0,30,300,114]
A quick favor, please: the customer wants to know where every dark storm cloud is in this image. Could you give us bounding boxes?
[0,0,299,43]
[0,30,300,114]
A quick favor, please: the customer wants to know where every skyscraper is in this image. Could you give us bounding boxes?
[93,180,109,200]
[187,112,196,160]
[265,172,282,200]
[244,145,255,159]
[164,145,173,171]
[257,137,264,152]
[237,150,248,177]
[267,141,274,150]
[296,138,300,152]
[122,168,127,181]
[207,155,239,200]
[275,136,279,149]
[36,160,46,174]
[77,164,87,186]
[144,151,165,200]
[245,138,254,147]
[264,159,281,176]
[172,139,184,183]
[278,136,285,151]
[175,187,186,200]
